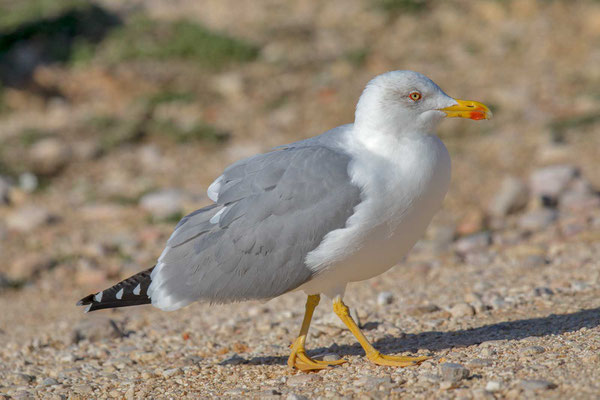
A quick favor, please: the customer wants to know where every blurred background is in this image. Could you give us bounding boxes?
[0,0,600,394]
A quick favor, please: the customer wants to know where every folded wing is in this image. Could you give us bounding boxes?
[147,145,362,310]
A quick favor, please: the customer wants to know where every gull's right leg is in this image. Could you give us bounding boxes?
[287,294,346,371]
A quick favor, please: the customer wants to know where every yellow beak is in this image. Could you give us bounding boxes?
[440,99,493,120]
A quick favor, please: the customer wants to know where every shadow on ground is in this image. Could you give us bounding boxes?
[243,306,600,366]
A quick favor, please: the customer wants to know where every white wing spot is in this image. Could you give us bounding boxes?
[94,292,103,302]
[207,176,223,202]
[209,207,226,224]
[133,283,141,295]
[116,288,124,300]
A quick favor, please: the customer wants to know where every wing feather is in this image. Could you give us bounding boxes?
[147,144,362,309]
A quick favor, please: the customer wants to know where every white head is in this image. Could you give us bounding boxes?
[354,71,491,136]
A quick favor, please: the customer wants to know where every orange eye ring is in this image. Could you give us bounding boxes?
[409,92,422,101]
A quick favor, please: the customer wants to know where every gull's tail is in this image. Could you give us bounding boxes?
[77,266,154,312]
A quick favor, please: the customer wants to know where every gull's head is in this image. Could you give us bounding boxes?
[354,71,491,135]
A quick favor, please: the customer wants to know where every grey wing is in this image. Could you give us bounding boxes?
[146,146,362,310]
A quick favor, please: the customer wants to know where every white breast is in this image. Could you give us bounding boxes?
[299,130,451,298]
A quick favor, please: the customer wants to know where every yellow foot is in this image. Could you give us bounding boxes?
[287,338,346,371]
[367,352,429,367]
[288,349,346,371]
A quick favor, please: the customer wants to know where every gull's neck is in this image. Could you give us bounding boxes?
[352,116,427,159]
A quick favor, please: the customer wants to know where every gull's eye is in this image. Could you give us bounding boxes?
[409,91,422,102]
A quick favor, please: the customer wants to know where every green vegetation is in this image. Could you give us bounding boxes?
[0,2,256,79]
[344,48,369,67]
[88,115,146,152]
[144,90,229,143]
[549,112,600,142]
[0,84,7,114]
[264,93,290,111]
[18,128,53,147]
[0,0,86,31]
[88,91,228,151]
[0,154,16,178]
[147,119,229,144]
[145,211,184,225]
[97,17,259,69]
[374,0,429,14]
[146,90,196,107]
[68,37,96,66]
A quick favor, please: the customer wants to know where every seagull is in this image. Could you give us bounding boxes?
[78,70,491,371]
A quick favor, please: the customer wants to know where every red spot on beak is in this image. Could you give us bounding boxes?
[469,111,486,120]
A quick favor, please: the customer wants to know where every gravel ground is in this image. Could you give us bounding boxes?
[1,210,600,399]
[1,1,600,399]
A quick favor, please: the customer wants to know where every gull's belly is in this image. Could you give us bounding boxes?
[339,200,440,282]
[302,183,447,297]
[299,133,451,298]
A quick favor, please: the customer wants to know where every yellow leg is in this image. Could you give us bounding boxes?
[288,294,346,371]
[333,297,428,367]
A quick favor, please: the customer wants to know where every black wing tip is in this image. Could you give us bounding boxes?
[76,266,155,312]
[77,294,95,306]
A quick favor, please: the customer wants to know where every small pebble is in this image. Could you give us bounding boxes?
[533,287,553,297]
[518,209,557,231]
[485,381,502,392]
[72,384,94,394]
[73,139,102,160]
[125,387,135,400]
[287,394,309,400]
[419,373,440,383]
[439,363,469,383]
[439,381,455,390]
[42,377,59,386]
[480,347,497,357]
[13,373,36,385]
[520,346,545,356]
[28,137,72,176]
[8,254,55,281]
[257,389,280,399]
[6,206,55,232]
[377,291,394,305]
[162,368,181,378]
[529,165,578,199]
[456,209,485,236]
[571,281,590,291]
[467,358,494,368]
[320,353,342,362]
[472,388,495,399]
[139,189,185,219]
[449,302,475,318]
[224,389,245,396]
[560,191,600,211]
[487,176,529,217]
[287,374,322,386]
[522,255,547,267]
[519,379,557,390]
[487,294,508,310]
[404,304,440,316]
[19,173,38,193]
[72,317,125,343]
[455,232,491,254]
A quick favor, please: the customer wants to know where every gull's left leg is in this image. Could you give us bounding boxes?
[333,297,428,367]
[288,294,346,371]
